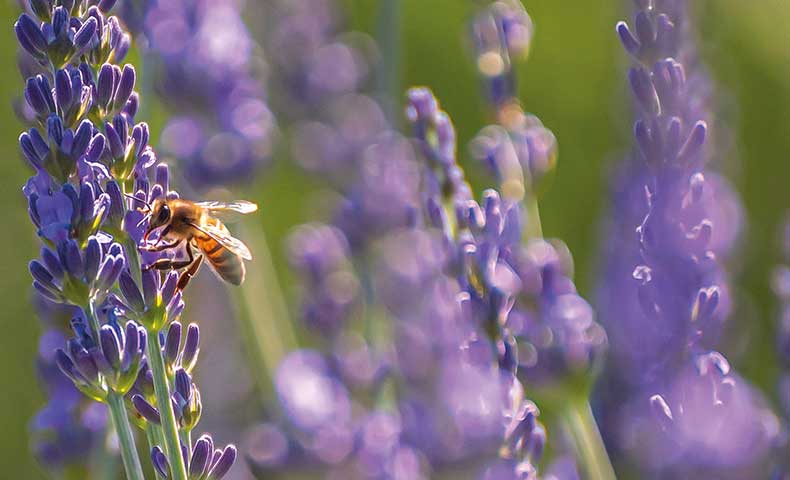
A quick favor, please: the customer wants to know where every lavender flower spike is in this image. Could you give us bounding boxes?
[14,1,236,478]
[596,0,777,475]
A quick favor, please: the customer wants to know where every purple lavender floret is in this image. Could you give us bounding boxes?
[596,0,777,475]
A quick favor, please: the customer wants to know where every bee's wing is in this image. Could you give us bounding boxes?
[188,221,253,260]
[195,200,258,223]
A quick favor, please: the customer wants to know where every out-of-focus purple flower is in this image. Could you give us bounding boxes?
[334,132,421,248]
[142,0,276,187]
[470,0,533,107]
[619,353,779,477]
[468,1,558,195]
[275,350,352,433]
[265,0,370,115]
[288,223,359,337]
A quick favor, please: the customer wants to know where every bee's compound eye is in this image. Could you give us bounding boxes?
[158,205,171,223]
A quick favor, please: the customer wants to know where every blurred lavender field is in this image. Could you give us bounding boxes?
[0,0,789,479]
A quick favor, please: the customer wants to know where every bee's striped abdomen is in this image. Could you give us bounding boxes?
[194,228,245,286]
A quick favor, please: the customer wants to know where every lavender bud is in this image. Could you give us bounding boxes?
[95,255,123,291]
[83,237,102,282]
[140,269,158,307]
[99,325,121,370]
[174,369,191,401]
[15,14,47,54]
[72,121,94,158]
[47,115,64,147]
[628,67,660,115]
[181,324,200,372]
[113,65,135,112]
[151,446,170,479]
[105,180,124,225]
[132,395,160,425]
[119,271,145,311]
[121,321,140,371]
[96,64,114,108]
[29,260,56,291]
[616,21,640,56]
[165,322,182,367]
[73,17,98,54]
[105,121,123,158]
[123,92,139,118]
[25,76,53,118]
[677,121,707,165]
[41,247,64,279]
[207,445,237,479]
[51,7,68,40]
[62,240,84,279]
[633,11,655,46]
[190,436,212,478]
[20,132,43,168]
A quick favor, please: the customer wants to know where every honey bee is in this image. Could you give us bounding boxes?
[139,198,258,289]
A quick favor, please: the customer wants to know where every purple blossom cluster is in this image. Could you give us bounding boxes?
[597,0,778,476]
[137,0,276,188]
[14,1,236,478]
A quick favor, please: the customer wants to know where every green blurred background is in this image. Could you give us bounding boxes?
[0,0,787,477]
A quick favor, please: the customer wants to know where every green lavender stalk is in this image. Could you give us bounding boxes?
[146,331,189,480]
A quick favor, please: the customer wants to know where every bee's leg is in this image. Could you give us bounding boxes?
[142,237,183,252]
[142,242,196,272]
[177,253,204,290]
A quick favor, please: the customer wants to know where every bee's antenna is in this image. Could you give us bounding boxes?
[124,193,152,211]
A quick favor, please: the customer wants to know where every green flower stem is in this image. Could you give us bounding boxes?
[523,190,543,240]
[85,298,102,344]
[145,423,158,449]
[146,329,189,480]
[230,224,297,401]
[375,0,401,123]
[561,397,617,480]
[180,429,192,464]
[106,391,145,480]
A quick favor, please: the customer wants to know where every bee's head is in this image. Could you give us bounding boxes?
[144,198,172,241]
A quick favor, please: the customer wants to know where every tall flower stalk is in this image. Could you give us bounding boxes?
[15,1,236,478]
[468,2,612,478]
[597,0,777,475]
